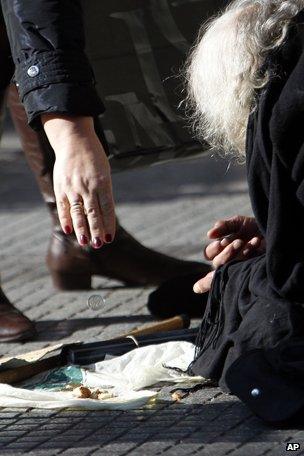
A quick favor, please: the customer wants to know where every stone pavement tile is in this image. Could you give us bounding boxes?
[61,448,99,456]
[0,452,27,456]
[90,442,138,455]
[0,440,18,448]
[163,443,212,456]
[228,441,278,456]
[120,441,172,456]
[164,441,200,456]
[26,452,61,456]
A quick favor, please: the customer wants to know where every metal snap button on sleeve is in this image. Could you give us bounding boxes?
[27,65,40,77]
[251,388,261,397]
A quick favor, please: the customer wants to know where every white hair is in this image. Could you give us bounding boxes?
[186,0,304,159]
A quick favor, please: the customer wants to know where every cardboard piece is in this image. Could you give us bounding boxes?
[0,344,64,385]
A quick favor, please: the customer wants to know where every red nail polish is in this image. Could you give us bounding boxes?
[93,237,103,249]
[80,234,88,245]
[105,234,112,243]
[65,225,72,235]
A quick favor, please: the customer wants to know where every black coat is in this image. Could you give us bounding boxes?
[190,10,304,423]
[0,0,104,128]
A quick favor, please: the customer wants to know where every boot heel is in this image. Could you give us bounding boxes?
[51,271,92,290]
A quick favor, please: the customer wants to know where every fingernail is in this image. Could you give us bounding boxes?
[80,235,88,245]
[221,238,230,247]
[233,240,243,249]
[243,248,250,256]
[193,283,203,294]
[93,237,103,249]
[64,225,72,235]
[105,234,112,243]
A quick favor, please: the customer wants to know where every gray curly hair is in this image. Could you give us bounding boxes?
[186,0,304,159]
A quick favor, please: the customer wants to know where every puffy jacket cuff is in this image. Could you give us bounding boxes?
[15,50,96,100]
[24,82,105,130]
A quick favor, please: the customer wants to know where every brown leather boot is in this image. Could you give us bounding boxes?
[8,84,208,290]
[0,287,36,342]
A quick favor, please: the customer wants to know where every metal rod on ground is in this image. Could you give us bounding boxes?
[63,327,198,365]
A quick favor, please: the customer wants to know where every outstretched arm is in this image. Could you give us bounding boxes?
[1,0,115,247]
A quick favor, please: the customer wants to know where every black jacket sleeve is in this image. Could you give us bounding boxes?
[1,0,104,129]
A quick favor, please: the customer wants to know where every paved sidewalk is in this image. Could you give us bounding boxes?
[0,123,302,455]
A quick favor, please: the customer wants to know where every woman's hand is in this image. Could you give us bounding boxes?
[42,114,115,248]
[193,215,265,294]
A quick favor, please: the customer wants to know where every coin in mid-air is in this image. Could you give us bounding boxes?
[87,294,106,310]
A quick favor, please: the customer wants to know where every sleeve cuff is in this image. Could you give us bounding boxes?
[23,82,105,130]
[15,50,95,100]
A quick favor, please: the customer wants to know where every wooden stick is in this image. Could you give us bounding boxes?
[122,315,190,338]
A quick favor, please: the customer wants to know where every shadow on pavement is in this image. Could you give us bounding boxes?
[35,315,153,341]
[0,401,274,453]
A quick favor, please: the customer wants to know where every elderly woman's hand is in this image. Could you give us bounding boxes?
[193,215,265,293]
[42,115,115,249]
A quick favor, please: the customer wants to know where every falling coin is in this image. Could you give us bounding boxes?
[87,294,106,310]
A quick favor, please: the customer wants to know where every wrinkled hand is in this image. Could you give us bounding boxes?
[193,215,265,294]
[42,115,115,248]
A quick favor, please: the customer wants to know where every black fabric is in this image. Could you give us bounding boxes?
[0,0,104,128]
[225,348,304,423]
[190,10,304,423]
[147,273,208,319]
[0,10,13,91]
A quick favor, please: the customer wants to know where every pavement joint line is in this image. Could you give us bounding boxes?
[57,411,127,455]
[0,409,55,448]
[189,407,254,455]
[12,284,54,309]
[156,396,238,455]
[17,410,93,453]
[87,402,172,456]
[20,280,115,320]
[0,232,49,257]
[21,278,143,321]
[223,419,270,456]
[116,391,228,456]
[0,212,46,235]
[0,410,30,437]
[3,267,48,288]
[118,203,204,241]
[0,218,50,252]
[47,287,146,325]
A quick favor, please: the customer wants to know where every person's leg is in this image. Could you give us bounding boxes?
[8,84,208,290]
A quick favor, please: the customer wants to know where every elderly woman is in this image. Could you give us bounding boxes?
[184,0,304,422]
